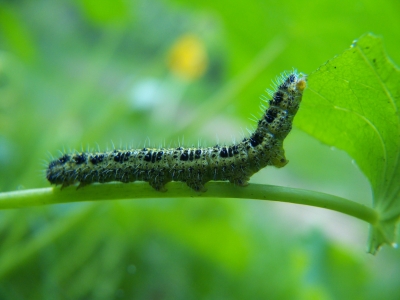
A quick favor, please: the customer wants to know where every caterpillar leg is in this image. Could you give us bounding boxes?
[272,157,288,168]
[149,181,168,192]
[147,170,169,192]
[76,181,88,189]
[229,177,250,187]
[271,148,288,168]
[227,164,250,187]
[237,179,249,187]
[186,181,207,192]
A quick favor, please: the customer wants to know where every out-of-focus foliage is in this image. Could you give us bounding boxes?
[0,0,400,299]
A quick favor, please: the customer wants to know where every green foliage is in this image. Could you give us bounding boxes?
[296,34,400,254]
[1,0,400,299]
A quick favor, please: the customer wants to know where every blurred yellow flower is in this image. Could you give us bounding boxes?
[167,35,208,81]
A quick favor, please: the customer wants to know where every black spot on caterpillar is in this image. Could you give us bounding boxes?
[46,71,307,192]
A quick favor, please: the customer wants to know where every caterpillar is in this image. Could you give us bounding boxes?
[46,71,307,192]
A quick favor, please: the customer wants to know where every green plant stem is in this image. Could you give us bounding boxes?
[0,182,378,224]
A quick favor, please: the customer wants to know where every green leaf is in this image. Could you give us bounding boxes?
[295,33,400,254]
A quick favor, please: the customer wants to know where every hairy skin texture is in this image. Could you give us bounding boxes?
[47,72,307,192]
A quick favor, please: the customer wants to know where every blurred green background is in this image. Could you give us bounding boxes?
[1,0,400,299]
